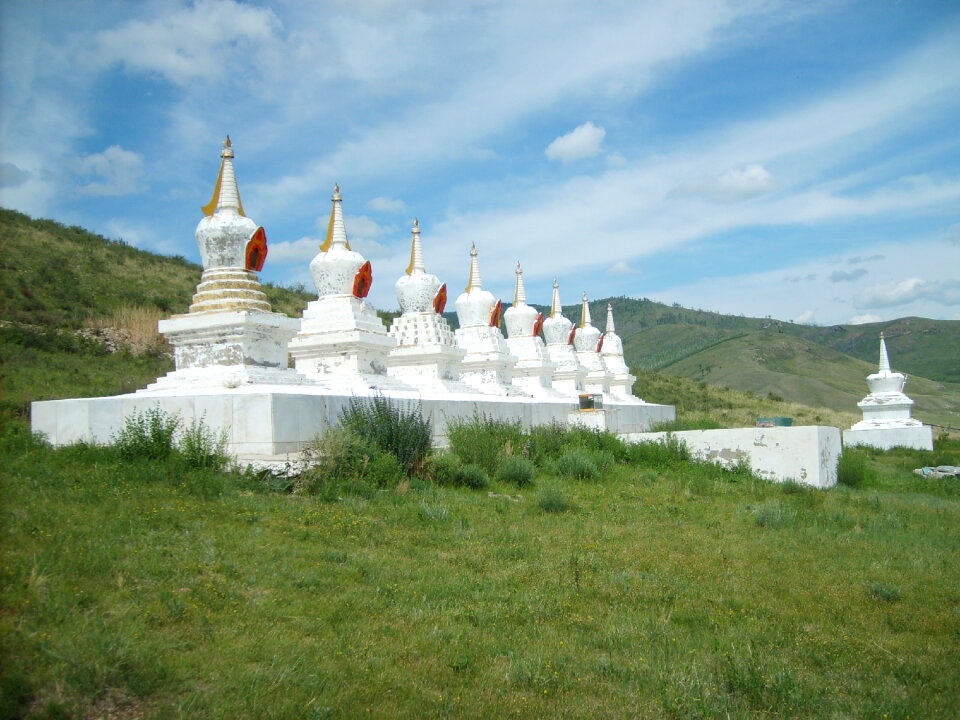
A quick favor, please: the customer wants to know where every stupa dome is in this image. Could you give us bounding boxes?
[395,219,441,313]
[866,333,907,394]
[542,278,573,345]
[310,185,367,297]
[573,293,601,352]
[195,137,257,269]
[455,243,498,328]
[504,262,539,338]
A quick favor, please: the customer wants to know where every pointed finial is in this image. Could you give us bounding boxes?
[514,262,527,305]
[320,184,350,251]
[580,292,592,328]
[878,332,891,373]
[606,303,615,334]
[465,243,481,292]
[202,135,244,216]
[405,218,424,275]
[550,278,562,318]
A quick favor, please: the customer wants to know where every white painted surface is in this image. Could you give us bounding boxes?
[843,426,933,451]
[629,426,842,488]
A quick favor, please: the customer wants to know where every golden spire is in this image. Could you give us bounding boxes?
[201,135,246,217]
[605,303,615,334]
[580,292,592,328]
[319,184,350,252]
[513,262,527,305]
[465,243,481,292]
[405,218,423,275]
[550,278,562,318]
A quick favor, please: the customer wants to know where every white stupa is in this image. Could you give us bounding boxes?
[573,293,612,397]
[600,303,640,402]
[149,137,302,390]
[843,333,933,451]
[287,185,408,393]
[386,220,473,392]
[453,244,522,395]
[503,263,561,397]
[541,279,587,396]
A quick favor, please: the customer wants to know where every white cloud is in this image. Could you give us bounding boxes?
[268,236,318,265]
[850,314,881,325]
[607,261,637,276]
[671,163,776,202]
[793,310,816,325]
[829,268,867,283]
[0,162,31,188]
[854,278,960,309]
[545,122,606,163]
[90,0,281,86]
[366,196,406,213]
[70,146,145,196]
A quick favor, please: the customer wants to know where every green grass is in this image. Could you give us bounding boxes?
[3,423,960,719]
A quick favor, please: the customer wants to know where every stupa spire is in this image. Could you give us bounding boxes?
[320,184,350,252]
[878,332,891,373]
[550,278,562,318]
[405,218,424,275]
[465,243,482,292]
[606,303,615,334]
[514,262,527,305]
[580,293,592,328]
[201,136,246,217]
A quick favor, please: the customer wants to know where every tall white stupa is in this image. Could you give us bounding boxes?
[573,293,612,397]
[386,220,472,392]
[454,244,522,395]
[843,333,933,451]
[503,263,561,397]
[149,137,302,390]
[541,279,587,396]
[287,185,407,393]
[600,303,640,402]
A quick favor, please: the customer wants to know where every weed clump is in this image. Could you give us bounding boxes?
[536,486,571,513]
[426,450,463,487]
[458,464,490,490]
[300,428,403,499]
[869,583,902,603]
[838,450,873,488]
[627,434,690,469]
[554,450,599,480]
[112,408,227,470]
[496,455,535,488]
[338,394,431,476]
[447,414,524,475]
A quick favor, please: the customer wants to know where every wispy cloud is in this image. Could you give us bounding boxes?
[69,146,146,196]
[545,122,606,163]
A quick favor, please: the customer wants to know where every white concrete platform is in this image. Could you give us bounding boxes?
[627,425,842,488]
[843,425,933,451]
[32,387,675,458]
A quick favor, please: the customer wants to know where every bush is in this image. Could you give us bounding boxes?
[496,455,536,488]
[553,450,599,480]
[537,487,571,513]
[447,414,524,475]
[837,450,873,488]
[338,394,432,476]
[458,463,490,489]
[112,407,180,461]
[566,426,628,461]
[178,415,228,470]
[627,434,690,469]
[299,428,387,499]
[526,422,570,468]
[426,450,463,487]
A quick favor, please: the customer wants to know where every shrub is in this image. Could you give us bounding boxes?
[299,428,386,499]
[496,455,535,488]
[426,450,463,487]
[553,450,599,480]
[537,487,571,513]
[458,463,490,489]
[447,414,524,475]
[526,422,570,468]
[627,434,690,469]
[338,394,432,476]
[178,415,228,470]
[566,426,628,461]
[837,450,873,488]
[112,407,180,461]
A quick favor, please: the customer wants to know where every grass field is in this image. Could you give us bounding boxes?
[3,417,959,720]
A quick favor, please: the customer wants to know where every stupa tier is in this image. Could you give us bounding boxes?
[31,139,675,460]
[843,334,933,451]
[149,137,301,390]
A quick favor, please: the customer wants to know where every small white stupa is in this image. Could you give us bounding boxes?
[150,137,302,390]
[600,303,640,402]
[541,279,587,396]
[386,220,472,392]
[843,333,933,451]
[573,293,612,396]
[454,244,522,395]
[288,185,406,392]
[503,263,561,397]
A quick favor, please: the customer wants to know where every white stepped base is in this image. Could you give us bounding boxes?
[843,425,933,451]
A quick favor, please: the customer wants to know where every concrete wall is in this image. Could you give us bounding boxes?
[627,425,842,488]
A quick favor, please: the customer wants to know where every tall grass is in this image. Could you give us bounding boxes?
[446,413,524,474]
[338,394,431,476]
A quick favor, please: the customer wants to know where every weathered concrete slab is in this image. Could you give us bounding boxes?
[627,425,842,488]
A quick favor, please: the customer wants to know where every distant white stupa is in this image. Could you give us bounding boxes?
[843,333,933,451]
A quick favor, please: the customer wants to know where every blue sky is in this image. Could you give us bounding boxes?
[2,0,959,325]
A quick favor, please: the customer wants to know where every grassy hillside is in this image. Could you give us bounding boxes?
[657,332,960,429]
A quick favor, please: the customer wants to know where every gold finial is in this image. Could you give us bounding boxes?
[465,243,480,292]
[405,218,423,275]
[202,135,243,216]
[580,292,591,328]
[320,184,348,251]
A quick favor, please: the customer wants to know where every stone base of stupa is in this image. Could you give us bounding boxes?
[32,386,676,460]
[843,423,933,451]
[506,339,565,398]
[455,326,523,396]
[385,313,477,393]
[150,310,304,391]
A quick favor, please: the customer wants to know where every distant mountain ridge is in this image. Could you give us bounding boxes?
[3,208,957,427]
